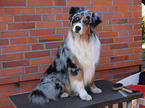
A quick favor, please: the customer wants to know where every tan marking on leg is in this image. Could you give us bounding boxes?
[90,76,102,94]
[64,82,71,94]
[90,76,97,89]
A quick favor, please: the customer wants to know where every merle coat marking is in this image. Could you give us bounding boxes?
[29,7,102,104]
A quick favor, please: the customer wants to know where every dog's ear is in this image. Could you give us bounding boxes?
[69,7,80,20]
[91,12,102,28]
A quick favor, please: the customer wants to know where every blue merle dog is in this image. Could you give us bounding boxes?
[29,7,102,104]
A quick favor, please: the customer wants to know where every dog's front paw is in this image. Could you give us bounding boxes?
[91,87,102,94]
[80,94,92,101]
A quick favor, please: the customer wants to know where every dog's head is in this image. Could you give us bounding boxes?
[69,7,102,35]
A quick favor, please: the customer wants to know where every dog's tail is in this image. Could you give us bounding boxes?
[28,89,50,105]
[28,81,65,105]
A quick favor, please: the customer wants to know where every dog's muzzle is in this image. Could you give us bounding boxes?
[73,23,83,34]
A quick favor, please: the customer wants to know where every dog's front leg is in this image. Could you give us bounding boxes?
[90,77,102,94]
[69,68,92,101]
[73,80,92,101]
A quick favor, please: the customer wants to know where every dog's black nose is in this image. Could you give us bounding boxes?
[75,26,81,32]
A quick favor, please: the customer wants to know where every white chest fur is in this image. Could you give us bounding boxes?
[67,32,101,85]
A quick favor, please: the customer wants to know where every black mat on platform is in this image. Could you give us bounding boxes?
[9,80,143,108]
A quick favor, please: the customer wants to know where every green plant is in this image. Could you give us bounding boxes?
[143,41,145,59]
[142,17,145,41]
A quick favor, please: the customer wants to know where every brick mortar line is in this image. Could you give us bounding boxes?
[0,51,50,58]
[0,48,51,56]
[0,97,10,100]
[0,48,52,55]
[12,16,14,22]
[0,74,24,79]
[20,71,44,77]
[0,104,12,107]
[38,64,41,73]
[26,0,28,6]
[0,26,141,34]
[103,17,142,20]
[65,0,68,6]
[105,24,142,26]
[0,40,141,53]
[0,28,69,33]
[101,46,142,52]
[0,6,141,10]
[5,24,8,30]
[0,18,141,26]
[112,0,113,5]
[52,0,55,6]
[0,4,141,8]
[0,29,138,34]
[0,55,55,63]
[96,63,141,72]
[111,71,131,76]
[23,66,26,74]
[34,22,37,29]
[0,34,61,39]
[0,20,70,23]
[49,49,52,56]
[0,52,142,64]
[20,8,22,14]
[0,85,37,94]
[97,59,140,65]
[0,71,44,79]
[8,38,10,46]
[0,59,30,64]
[101,41,142,46]
[1,60,141,74]
[36,36,39,43]
[0,52,24,55]
[108,48,142,52]
[111,72,133,78]
[100,55,142,61]
[0,10,142,16]
[0,62,139,80]
[1,17,142,25]
[98,30,141,34]
[40,15,43,21]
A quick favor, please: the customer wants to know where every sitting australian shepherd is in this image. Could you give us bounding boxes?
[29,7,102,104]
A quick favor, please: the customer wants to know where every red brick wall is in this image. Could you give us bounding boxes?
[0,0,142,107]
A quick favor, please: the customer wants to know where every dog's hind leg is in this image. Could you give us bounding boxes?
[60,92,70,98]
[59,82,71,98]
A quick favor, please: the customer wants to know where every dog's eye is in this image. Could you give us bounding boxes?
[74,17,80,22]
[84,20,90,25]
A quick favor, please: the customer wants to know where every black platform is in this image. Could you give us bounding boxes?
[9,80,143,108]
